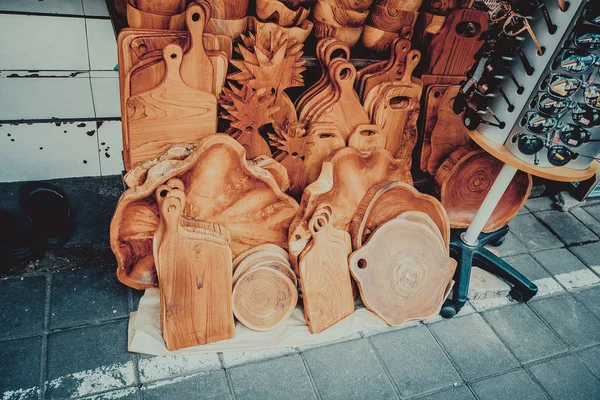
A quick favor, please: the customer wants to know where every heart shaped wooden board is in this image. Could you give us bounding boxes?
[349,219,457,326]
[110,135,299,290]
[348,180,450,251]
[298,205,354,334]
[288,146,413,272]
[157,193,234,349]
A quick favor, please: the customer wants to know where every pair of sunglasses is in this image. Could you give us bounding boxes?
[572,24,600,51]
[545,74,600,111]
[583,1,600,27]
[522,111,557,134]
[556,49,600,74]
[530,91,600,128]
[489,3,543,55]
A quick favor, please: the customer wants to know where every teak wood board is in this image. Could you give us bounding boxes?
[110,136,299,290]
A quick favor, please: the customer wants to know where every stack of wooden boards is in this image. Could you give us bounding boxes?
[311,0,372,46]
[117,2,231,169]
[361,0,421,51]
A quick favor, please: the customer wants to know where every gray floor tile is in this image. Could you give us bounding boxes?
[570,207,600,236]
[470,369,546,400]
[230,354,316,400]
[429,314,519,381]
[526,197,555,212]
[531,248,590,275]
[143,370,229,400]
[46,320,135,399]
[484,304,567,363]
[530,294,600,349]
[50,266,129,329]
[536,210,598,245]
[370,325,461,398]
[80,387,141,399]
[570,242,600,269]
[490,231,528,257]
[416,385,475,400]
[302,339,397,400]
[528,355,600,400]
[0,276,46,339]
[574,286,600,320]
[578,345,600,379]
[503,254,551,281]
[0,336,42,399]
[583,204,600,222]
[509,214,563,251]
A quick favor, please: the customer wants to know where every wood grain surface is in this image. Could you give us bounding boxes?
[312,0,370,28]
[256,0,311,27]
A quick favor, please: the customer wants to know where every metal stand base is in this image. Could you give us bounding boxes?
[440,225,538,319]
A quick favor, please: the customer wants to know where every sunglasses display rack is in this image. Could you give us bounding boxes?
[503,0,600,170]
[474,0,594,169]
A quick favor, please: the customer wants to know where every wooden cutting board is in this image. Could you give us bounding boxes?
[348,180,450,251]
[233,266,298,331]
[303,123,346,185]
[152,178,185,275]
[419,84,450,173]
[288,146,413,272]
[126,44,217,168]
[269,121,310,198]
[347,124,387,153]
[349,219,456,326]
[157,193,234,349]
[298,205,354,334]
[426,85,472,175]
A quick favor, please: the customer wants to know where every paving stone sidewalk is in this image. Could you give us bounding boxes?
[2,185,600,399]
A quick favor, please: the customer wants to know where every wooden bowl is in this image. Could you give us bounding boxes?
[434,146,532,233]
[128,0,187,15]
[210,0,250,19]
[280,0,318,9]
[375,0,422,12]
[312,0,370,28]
[232,266,298,331]
[256,0,311,27]
[127,3,186,30]
[320,0,374,12]
[252,17,314,43]
[312,19,363,46]
[205,16,249,40]
[360,24,410,52]
[367,5,417,33]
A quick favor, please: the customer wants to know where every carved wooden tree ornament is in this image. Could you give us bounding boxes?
[269,121,310,198]
[110,135,299,290]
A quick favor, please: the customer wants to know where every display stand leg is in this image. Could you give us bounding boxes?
[441,163,538,318]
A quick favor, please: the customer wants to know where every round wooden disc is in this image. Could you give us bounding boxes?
[232,244,289,271]
[435,147,532,233]
[237,258,298,287]
[233,251,291,284]
[396,211,446,256]
[232,266,298,331]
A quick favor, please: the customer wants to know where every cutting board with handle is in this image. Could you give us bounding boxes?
[298,205,354,334]
[349,218,456,326]
[347,124,386,152]
[126,44,217,167]
[157,192,235,350]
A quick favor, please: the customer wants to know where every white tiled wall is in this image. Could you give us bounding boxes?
[0,0,124,183]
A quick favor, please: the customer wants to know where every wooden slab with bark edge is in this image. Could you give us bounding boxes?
[252,18,314,43]
[129,0,187,15]
[157,194,235,350]
[426,86,472,175]
[299,205,354,333]
[256,0,311,27]
[357,38,411,101]
[295,37,350,116]
[347,124,386,153]
[288,147,413,272]
[126,44,217,168]
[434,146,532,233]
[249,155,291,192]
[349,180,450,251]
[312,0,370,28]
[360,25,406,53]
[127,3,186,30]
[321,0,374,12]
[233,266,298,331]
[423,8,488,76]
[220,85,279,159]
[312,20,363,46]
[269,121,310,198]
[303,123,346,186]
[349,219,456,326]
[367,6,417,33]
[397,211,445,254]
[110,136,299,290]
[210,0,250,19]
